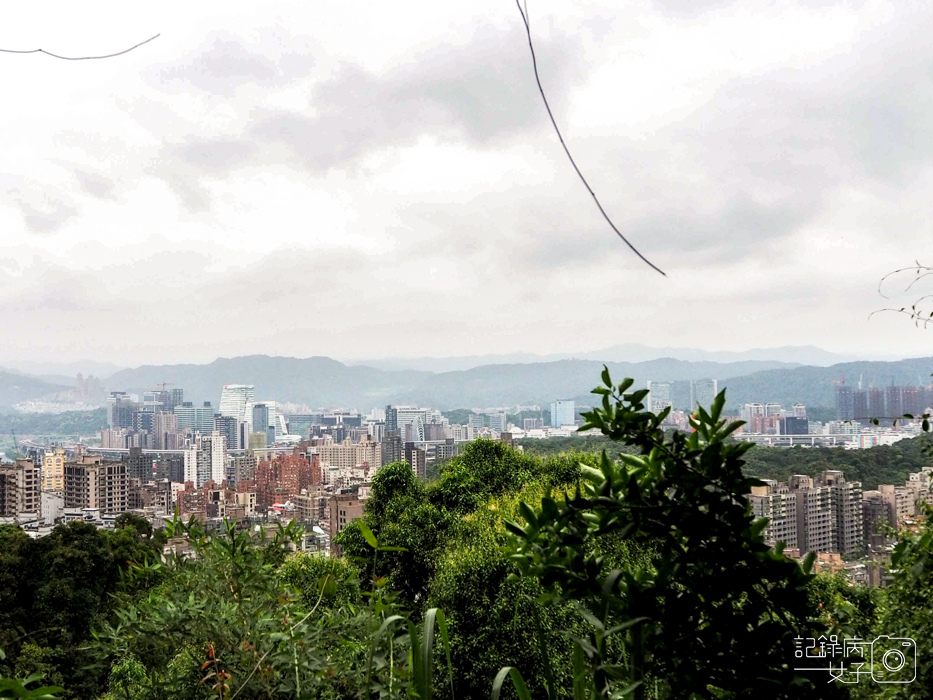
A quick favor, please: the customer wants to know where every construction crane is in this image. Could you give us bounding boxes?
[156,381,174,393]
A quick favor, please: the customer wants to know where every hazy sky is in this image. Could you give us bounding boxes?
[2,0,932,366]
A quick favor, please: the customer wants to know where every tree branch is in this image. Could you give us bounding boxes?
[514,1,665,276]
[0,33,160,60]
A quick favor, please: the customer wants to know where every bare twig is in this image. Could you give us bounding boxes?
[0,33,160,60]
[514,1,665,276]
[873,260,933,326]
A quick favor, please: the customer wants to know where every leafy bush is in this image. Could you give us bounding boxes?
[502,371,847,698]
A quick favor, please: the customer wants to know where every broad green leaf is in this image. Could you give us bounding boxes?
[358,522,378,549]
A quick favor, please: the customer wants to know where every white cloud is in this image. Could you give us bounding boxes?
[0,0,931,365]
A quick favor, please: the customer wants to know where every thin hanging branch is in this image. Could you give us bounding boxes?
[0,33,160,60]
[514,1,666,276]
[870,260,933,327]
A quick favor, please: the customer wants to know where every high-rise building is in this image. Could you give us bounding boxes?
[550,400,576,427]
[468,413,484,430]
[64,456,127,513]
[382,431,403,465]
[227,454,258,485]
[861,490,890,541]
[835,385,854,421]
[644,383,672,416]
[254,453,314,508]
[0,459,40,516]
[317,437,382,472]
[852,390,869,421]
[487,413,507,433]
[788,475,834,554]
[42,448,66,491]
[747,479,797,549]
[868,389,885,421]
[781,417,809,435]
[793,403,807,419]
[886,385,902,420]
[394,407,427,442]
[152,412,180,450]
[108,392,138,430]
[368,421,386,443]
[740,403,765,423]
[169,388,184,411]
[329,493,366,555]
[405,442,427,479]
[286,414,316,440]
[879,484,914,527]
[214,414,241,451]
[125,446,153,482]
[523,418,543,431]
[901,386,920,418]
[183,432,227,487]
[220,384,254,420]
[154,455,185,483]
[689,379,718,411]
[777,472,864,555]
[820,470,863,555]
[175,402,215,434]
[248,401,287,438]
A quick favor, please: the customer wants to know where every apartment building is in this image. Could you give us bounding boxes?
[748,479,798,549]
[317,437,382,472]
[783,475,833,553]
[0,459,41,516]
[750,472,865,555]
[823,471,863,555]
[64,456,128,514]
[328,492,366,555]
[42,448,66,491]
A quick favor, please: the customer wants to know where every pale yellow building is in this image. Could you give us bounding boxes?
[317,437,382,472]
[42,448,66,491]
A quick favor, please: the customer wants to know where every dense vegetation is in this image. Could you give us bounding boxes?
[2,372,933,697]
[0,514,161,697]
[0,408,107,437]
[742,434,933,489]
[525,432,933,491]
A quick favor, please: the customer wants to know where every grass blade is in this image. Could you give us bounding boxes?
[491,667,532,700]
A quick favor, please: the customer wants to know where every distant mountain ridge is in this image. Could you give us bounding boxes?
[719,357,933,409]
[351,344,882,373]
[7,352,933,414]
[105,355,798,410]
[0,371,70,410]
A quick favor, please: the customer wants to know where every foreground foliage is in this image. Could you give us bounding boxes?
[7,370,933,697]
[502,372,844,698]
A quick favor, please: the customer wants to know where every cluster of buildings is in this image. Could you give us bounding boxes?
[835,381,933,423]
[2,382,588,554]
[747,466,933,585]
[726,399,927,449]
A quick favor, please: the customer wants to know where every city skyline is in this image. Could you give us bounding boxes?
[3,1,933,364]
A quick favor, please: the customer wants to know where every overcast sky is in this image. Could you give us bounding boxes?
[2,0,932,367]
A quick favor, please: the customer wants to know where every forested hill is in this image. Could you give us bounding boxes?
[740,433,933,490]
[0,371,69,410]
[720,356,933,409]
[519,433,933,491]
[0,408,108,436]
